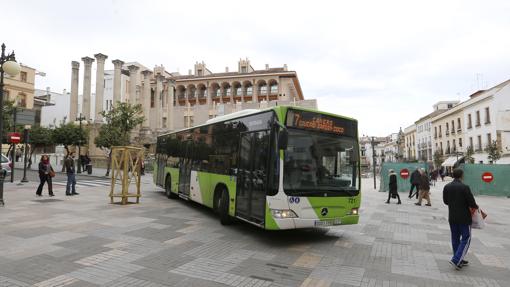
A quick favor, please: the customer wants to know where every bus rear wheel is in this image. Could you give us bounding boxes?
[218,189,233,225]
[165,176,177,199]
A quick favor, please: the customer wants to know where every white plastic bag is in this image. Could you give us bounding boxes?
[471,208,486,229]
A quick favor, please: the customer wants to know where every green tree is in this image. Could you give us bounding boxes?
[465,146,475,164]
[101,102,145,139]
[95,125,130,176]
[2,100,14,142]
[95,102,145,176]
[433,150,443,169]
[52,123,89,157]
[26,125,54,168]
[485,140,501,164]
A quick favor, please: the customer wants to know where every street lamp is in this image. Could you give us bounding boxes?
[0,43,21,206]
[21,125,30,183]
[75,113,87,174]
[371,137,376,189]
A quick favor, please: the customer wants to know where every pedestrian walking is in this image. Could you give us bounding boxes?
[64,152,79,196]
[15,147,22,162]
[386,169,401,204]
[443,168,478,270]
[408,168,420,198]
[440,167,445,181]
[36,155,54,197]
[415,168,431,206]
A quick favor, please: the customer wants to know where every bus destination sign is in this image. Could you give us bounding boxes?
[286,109,357,137]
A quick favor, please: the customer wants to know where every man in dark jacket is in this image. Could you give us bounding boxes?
[64,152,79,196]
[408,168,420,198]
[443,168,478,270]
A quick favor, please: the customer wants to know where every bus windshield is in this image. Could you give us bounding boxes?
[283,129,359,196]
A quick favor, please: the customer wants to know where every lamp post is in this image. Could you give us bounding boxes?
[21,125,30,183]
[76,113,86,174]
[0,43,21,206]
[371,137,376,189]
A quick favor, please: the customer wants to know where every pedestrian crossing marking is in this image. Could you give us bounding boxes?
[53,179,112,188]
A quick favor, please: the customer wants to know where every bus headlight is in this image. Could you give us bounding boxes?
[349,208,359,215]
[271,209,298,219]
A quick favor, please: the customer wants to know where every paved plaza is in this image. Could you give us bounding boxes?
[1,176,509,287]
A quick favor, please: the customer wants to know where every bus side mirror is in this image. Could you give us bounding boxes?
[278,129,288,150]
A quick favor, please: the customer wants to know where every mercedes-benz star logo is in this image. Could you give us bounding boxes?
[321,207,328,216]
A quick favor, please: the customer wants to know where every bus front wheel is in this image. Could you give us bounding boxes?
[218,189,232,225]
[165,176,177,199]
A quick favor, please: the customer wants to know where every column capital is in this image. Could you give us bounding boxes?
[141,69,153,77]
[94,53,108,62]
[127,64,140,73]
[112,59,124,68]
[72,61,80,69]
[81,56,95,65]
[156,74,165,82]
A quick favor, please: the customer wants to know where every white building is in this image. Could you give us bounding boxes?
[403,124,416,161]
[462,80,510,163]
[415,101,459,162]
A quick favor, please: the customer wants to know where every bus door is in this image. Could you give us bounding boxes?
[236,130,270,225]
[178,141,193,198]
[156,154,166,186]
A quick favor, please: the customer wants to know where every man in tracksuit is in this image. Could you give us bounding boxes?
[443,168,478,270]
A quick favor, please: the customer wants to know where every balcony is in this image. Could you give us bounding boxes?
[445,131,450,136]
[457,128,462,133]
[451,130,455,135]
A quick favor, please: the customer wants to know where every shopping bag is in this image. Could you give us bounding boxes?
[470,208,486,229]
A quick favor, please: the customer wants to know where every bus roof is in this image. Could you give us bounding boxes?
[158,105,357,138]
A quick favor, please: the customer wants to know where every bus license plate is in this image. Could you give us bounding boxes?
[314,218,341,227]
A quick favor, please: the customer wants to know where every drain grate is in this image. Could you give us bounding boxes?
[32,199,64,203]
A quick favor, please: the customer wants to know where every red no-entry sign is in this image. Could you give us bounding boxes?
[400,168,410,179]
[7,132,21,144]
[481,172,494,183]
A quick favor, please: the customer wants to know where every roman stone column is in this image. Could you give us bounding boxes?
[112,59,124,106]
[141,70,152,128]
[70,61,80,122]
[81,56,95,120]
[167,79,175,131]
[94,53,108,123]
[127,65,139,104]
[155,74,163,129]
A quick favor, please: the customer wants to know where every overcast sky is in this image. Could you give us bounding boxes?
[4,0,510,136]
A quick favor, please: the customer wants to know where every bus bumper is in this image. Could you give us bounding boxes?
[270,215,359,230]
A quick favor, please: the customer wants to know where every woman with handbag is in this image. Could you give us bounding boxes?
[36,154,55,197]
[386,169,401,204]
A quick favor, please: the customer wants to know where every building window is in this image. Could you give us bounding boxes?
[477,135,482,151]
[241,67,247,73]
[485,107,491,124]
[20,71,27,82]
[434,127,437,138]
[451,120,455,134]
[162,117,167,128]
[197,69,203,76]
[476,111,481,127]
[150,89,155,108]
[16,93,27,107]
[453,139,456,152]
[457,117,461,131]
[487,133,492,145]
[469,137,473,150]
[446,123,449,135]
[468,114,472,129]
[447,103,453,108]
[439,125,442,137]
[459,138,462,147]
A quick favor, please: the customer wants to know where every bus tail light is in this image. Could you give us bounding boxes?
[271,209,298,219]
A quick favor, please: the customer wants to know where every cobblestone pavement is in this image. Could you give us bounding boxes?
[1,176,509,287]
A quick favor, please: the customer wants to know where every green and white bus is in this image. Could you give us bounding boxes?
[154,106,360,230]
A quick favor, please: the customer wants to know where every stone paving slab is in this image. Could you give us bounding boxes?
[1,178,509,286]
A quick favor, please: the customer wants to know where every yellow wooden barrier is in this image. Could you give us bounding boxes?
[109,146,143,204]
